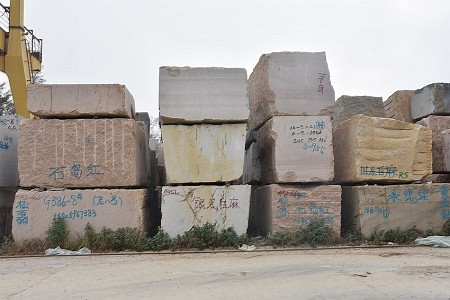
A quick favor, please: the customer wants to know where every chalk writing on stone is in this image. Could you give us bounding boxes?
[49,163,104,180]
[360,165,407,179]
[439,185,450,220]
[15,200,29,225]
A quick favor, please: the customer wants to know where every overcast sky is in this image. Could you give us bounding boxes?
[2,0,450,117]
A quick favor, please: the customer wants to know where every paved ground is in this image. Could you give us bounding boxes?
[0,246,449,299]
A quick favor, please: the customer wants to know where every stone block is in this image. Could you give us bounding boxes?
[411,83,450,120]
[243,143,261,184]
[342,184,450,237]
[27,84,136,118]
[0,190,15,240]
[333,115,432,183]
[0,115,21,188]
[258,116,334,183]
[248,52,335,130]
[12,189,149,242]
[245,125,257,150]
[384,90,414,123]
[159,67,249,124]
[19,119,148,188]
[161,123,246,184]
[161,185,251,238]
[417,116,450,173]
[422,174,450,183]
[333,95,386,127]
[253,184,341,235]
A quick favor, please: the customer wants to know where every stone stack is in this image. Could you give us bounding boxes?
[12,84,150,242]
[246,52,341,236]
[159,67,251,238]
[0,115,21,240]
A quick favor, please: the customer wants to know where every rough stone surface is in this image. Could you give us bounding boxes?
[333,115,432,183]
[0,190,15,240]
[245,125,257,150]
[417,116,450,173]
[258,116,334,183]
[422,174,450,183]
[243,143,261,184]
[159,67,249,124]
[27,84,136,118]
[342,184,450,237]
[248,52,335,130]
[0,115,21,188]
[411,83,450,120]
[161,185,251,238]
[384,90,414,123]
[253,184,341,235]
[12,189,149,242]
[161,124,246,184]
[333,95,386,127]
[19,119,148,188]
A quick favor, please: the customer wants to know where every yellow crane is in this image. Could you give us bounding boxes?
[0,0,42,118]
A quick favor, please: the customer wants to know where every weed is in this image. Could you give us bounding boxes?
[140,229,173,251]
[342,231,364,244]
[299,219,334,247]
[370,227,386,245]
[269,232,292,247]
[384,228,417,244]
[45,216,69,248]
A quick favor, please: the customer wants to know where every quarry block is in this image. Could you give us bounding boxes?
[19,119,148,188]
[384,90,414,123]
[333,115,432,183]
[12,189,149,242]
[0,190,15,240]
[342,184,450,237]
[243,143,261,184]
[0,115,21,188]
[253,185,341,235]
[161,185,251,238]
[257,116,334,183]
[417,116,450,173]
[248,52,335,130]
[159,67,249,124]
[411,83,450,120]
[333,95,386,127]
[161,123,246,184]
[27,84,136,118]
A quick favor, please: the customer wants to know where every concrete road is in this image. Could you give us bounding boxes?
[0,246,449,299]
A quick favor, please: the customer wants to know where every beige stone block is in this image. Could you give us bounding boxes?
[27,84,136,118]
[384,90,414,123]
[12,189,148,242]
[254,184,341,235]
[161,185,251,238]
[19,119,148,188]
[159,67,249,124]
[258,116,334,183]
[0,190,15,240]
[417,116,450,173]
[333,95,386,127]
[342,184,450,237]
[161,124,246,184]
[248,52,335,130]
[333,115,432,183]
[243,143,261,184]
[0,115,21,188]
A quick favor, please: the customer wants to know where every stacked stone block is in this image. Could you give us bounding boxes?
[12,84,150,242]
[159,67,251,237]
[0,115,21,240]
[246,52,341,236]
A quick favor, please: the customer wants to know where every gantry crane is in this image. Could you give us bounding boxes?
[0,0,42,118]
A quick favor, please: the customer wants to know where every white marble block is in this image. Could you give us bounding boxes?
[248,52,335,129]
[0,115,21,188]
[161,185,251,238]
[12,189,149,242]
[161,123,246,184]
[27,84,136,118]
[258,116,334,183]
[159,67,249,124]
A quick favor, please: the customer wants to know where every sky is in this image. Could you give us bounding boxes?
[2,0,450,118]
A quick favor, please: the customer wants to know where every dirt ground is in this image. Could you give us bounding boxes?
[0,246,449,299]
